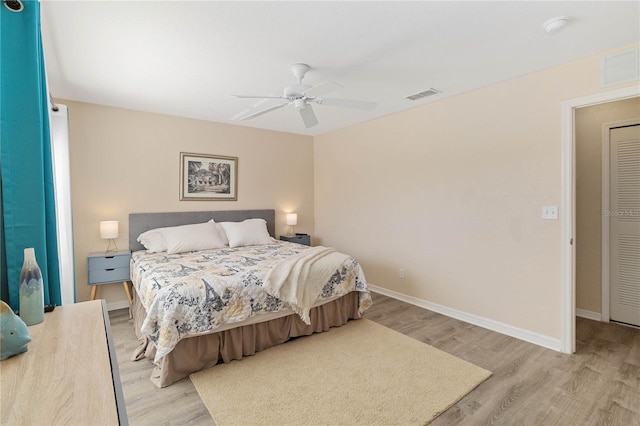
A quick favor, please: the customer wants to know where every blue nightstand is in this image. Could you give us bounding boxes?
[87,250,132,304]
[280,233,311,246]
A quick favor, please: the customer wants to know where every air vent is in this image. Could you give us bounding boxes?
[601,47,640,87]
[405,88,441,101]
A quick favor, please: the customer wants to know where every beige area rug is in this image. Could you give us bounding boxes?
[190,319,491,425]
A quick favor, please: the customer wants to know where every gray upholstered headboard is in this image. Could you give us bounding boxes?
[129,209,276,252]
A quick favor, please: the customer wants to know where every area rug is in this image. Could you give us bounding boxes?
[190,319,491,425]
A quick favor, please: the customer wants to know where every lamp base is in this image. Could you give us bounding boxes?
[105,239,118,254]
[285,226,295,237]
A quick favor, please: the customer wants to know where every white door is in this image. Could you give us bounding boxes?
[610,124,640,326]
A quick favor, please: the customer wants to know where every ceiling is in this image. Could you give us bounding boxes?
[40,1,640,136]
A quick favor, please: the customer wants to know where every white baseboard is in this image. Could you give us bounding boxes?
[106,300,130,312]
[367,284,562,352]
[576,308,602,321]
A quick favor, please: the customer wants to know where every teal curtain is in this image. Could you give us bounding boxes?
[1,0,61,310]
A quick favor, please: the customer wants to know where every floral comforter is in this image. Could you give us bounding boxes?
[131,240,372,361]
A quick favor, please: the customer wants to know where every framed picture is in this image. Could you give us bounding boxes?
[180,152,238,201]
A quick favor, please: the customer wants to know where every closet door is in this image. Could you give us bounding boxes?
[609,125,640,326]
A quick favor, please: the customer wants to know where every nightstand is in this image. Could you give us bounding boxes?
[87,250,133,305]
[280,233,311,246]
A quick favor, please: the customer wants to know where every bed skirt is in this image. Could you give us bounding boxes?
[131,290,362,388]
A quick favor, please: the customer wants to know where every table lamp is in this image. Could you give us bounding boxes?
[286,213,297,237]
[100,220,119,253]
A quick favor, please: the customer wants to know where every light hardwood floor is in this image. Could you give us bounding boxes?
[109,292,640,425]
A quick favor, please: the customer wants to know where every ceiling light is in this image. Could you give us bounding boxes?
[543,16,569,34]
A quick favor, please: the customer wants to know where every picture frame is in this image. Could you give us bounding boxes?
[179,152,238,201]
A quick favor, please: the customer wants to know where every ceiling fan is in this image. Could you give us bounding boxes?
[232,63,377,128]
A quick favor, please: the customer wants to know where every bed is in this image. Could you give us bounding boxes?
[128,209,372,387]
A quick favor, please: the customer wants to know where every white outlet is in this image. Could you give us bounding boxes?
[399,268,405,279]
[542,206,558,220]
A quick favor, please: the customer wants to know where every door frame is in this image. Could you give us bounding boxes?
[601,118,640,323]
[561,86,640,354]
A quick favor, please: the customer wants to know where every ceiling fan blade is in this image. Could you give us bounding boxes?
[233,94,286,99]
[299,104,318,128]
[303,81,343,98]
[316,97,378,111]
[237,102,289,121]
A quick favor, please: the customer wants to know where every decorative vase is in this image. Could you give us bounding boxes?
[19,248,44,326]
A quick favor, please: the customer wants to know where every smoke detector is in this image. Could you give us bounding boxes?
[543,16,569,34]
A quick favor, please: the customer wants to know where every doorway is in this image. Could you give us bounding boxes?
[561,86,640,354]
[575,104,640,328]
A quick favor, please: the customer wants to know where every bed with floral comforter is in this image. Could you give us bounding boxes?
[131,240,372,363]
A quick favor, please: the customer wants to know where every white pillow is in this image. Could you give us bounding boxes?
[220,218,273,248]
[208,220,230,246]
[137,229,167,253]
[163,222,226,254]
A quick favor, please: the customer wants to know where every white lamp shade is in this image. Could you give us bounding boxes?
[100,221,119,239]
[286,213,298,226]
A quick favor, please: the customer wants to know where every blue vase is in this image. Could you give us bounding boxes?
[19,248,44,326]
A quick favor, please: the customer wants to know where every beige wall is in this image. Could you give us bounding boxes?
[575,98,640,314]
[64,43,638,340]
[314,44,639,341]
[66,101,313,304]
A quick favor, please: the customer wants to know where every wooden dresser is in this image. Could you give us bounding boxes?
[0,300,127,425]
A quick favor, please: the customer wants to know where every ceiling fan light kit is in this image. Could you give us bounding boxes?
[232,63,378,128]
[290,63,310,82]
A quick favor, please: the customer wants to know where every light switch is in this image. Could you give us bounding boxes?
[542,206,558,220]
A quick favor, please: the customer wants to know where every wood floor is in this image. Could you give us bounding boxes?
[109,292,640,425]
